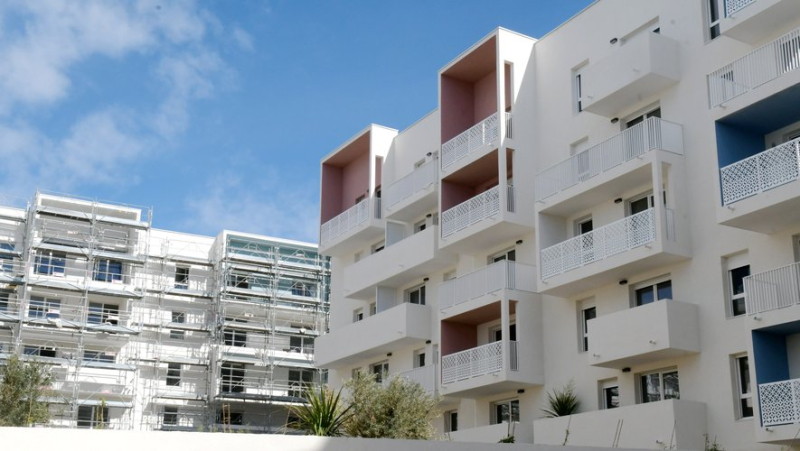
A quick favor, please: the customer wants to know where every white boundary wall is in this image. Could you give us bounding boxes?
[1,427,681,451]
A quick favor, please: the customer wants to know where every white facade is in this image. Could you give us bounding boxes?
[316,1,800,450]
[0,191,330,433]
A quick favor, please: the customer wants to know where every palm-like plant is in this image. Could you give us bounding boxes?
[541,381,579,418]
[288,385,352,436]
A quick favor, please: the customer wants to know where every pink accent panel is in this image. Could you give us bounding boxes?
[473,69,497,123]
[441,321,477,355]
[442,181,476,211]
[375,156,383,188]
[440,75,474,144]
[341,152,370,211]
[504,63,512,111]
[320,164,343,224]
[473,177,499,195]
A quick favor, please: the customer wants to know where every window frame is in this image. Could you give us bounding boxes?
[707,0,721,41]
[579,302,596,353]
[734,354,753,419]
[405,284,426,305]
[491,398,520,425]
[163,406,179,426]
[639,368,680,403]
[600,379,620,410]
[174,266,190,289]
[728,264,750,317]
[94,259,123,283]
[370,360,389,383]
[166,362,181,387]
[631,275,673,307]
[445,410,458,432]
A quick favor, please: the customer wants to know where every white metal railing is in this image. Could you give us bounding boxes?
[505,112,513,139]
[320,198,379,247]
[744,261,800,314]
[439,260,536,310]
[708,26,800,107]
[441,340,515,384]
[720,137,800,205]
[535,118,684,202]
[441,185,505,238]
[441,113,499,170]
[725,0,756,17]
[384,160,437,210]
[759,378,800,427]
[540,209,657,279]
[396,364,437,393]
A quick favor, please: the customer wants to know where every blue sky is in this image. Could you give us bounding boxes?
[0,0,593,242]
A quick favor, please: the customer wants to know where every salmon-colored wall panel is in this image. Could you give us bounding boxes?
[441,321,477,355]
[473,69,497,123]
[504,63,512,111]
[442,181,477,211]
[441,75,474,144]
[341,152,370,212]
[375,156,383,189]
[321,164,343,223]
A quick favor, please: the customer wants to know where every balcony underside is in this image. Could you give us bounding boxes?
[439,215,531,254]
[540,243,690,298]
[385,187,437,222]
[721,0,800,44]
[439,371,540,398]
[718,179,800,233]
[319,221,384,257]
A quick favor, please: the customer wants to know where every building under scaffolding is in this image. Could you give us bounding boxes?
[0,191,330,433]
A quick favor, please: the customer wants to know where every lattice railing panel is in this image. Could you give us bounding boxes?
[441,113,499,170]
[320,198,372,246]
[441,185,503,238]
[540,209,656,279]
[759,379,800,427]
[720,138,800,205]
[725,0,756,16]
[441,341,505,384]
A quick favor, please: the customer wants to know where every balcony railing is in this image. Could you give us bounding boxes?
[442,185,509,239]
[726,0,756,16]
[708,26,800,107]
[720,137,800,205]
[535,118,684,202]
[744,261,800,314]
[759,378,800,427]
[505,112,513,139]
[439,260,536,311]
[395,364,437,394]
[441,340,516,384]
[320,198,380,247]
[540,208,658,280]
[384,160,436,209]
[441,113,499,170]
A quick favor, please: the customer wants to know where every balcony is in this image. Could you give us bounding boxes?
[581,31,680,117]
[439,260,536,314]
[441,113,500,173]
[745,261,800,314]
[383,160,437,221]
[532,400,706,450]
[314,302,431,368]
[440,339,539,397]
[394,364,437,395]
[760,378,800,427]
[342,226,454,300]
[318,197,382,255]
[441,184,523,252]
[720,1,800,44]
[708,27,800,108]
[535,118,684,203]
[588,300,700,369]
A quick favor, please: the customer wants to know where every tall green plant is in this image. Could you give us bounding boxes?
[541,381,579,418]
[288,385,352,436]
[0,355,54,426]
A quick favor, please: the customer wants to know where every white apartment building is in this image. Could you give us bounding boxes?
[0,191,330,433]
[315,1,800,449]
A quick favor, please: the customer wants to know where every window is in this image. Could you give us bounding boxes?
[289,335,314,354]
[707,0,721,40]
[83,350,115,363]
[78,405,108,429]
[640,369,680,403]
[573,64,586,114]
[24,345,56,358]
[734,355,753,418]
[406,285,426,305]
[0,290,10,312]
[289,369,315,397]
[88,302,119,325]
[163,406,179,426]
[353,308,364,323]
[600,379,619,410]
[490,248,516,263]
[0,254,14,273]
[34,251,66,276]
[221,363,245,393]
[94,259,123,283]
[227,274,249,289]
[491,399,520,424]
[174,266,189,289]
[217,409,243,425]
[369,302,377,316]
[170,311,186,340]
[445,410,458,432]
[291,282,314,297]
[223,321,247,347]
[580,304,596,352]
[28,296,60,319]
[371,361,389,383]
[414,349,426,368]
[167,362,181,387]
[575,217,593,235]
[490,323,516,342]
[729,265,750,317]
[414,220,427,233]
[634,278,673,306]
[625,107,661,129]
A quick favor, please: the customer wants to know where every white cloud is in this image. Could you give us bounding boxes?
[184,170,320,243]
[232,26,254,51]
